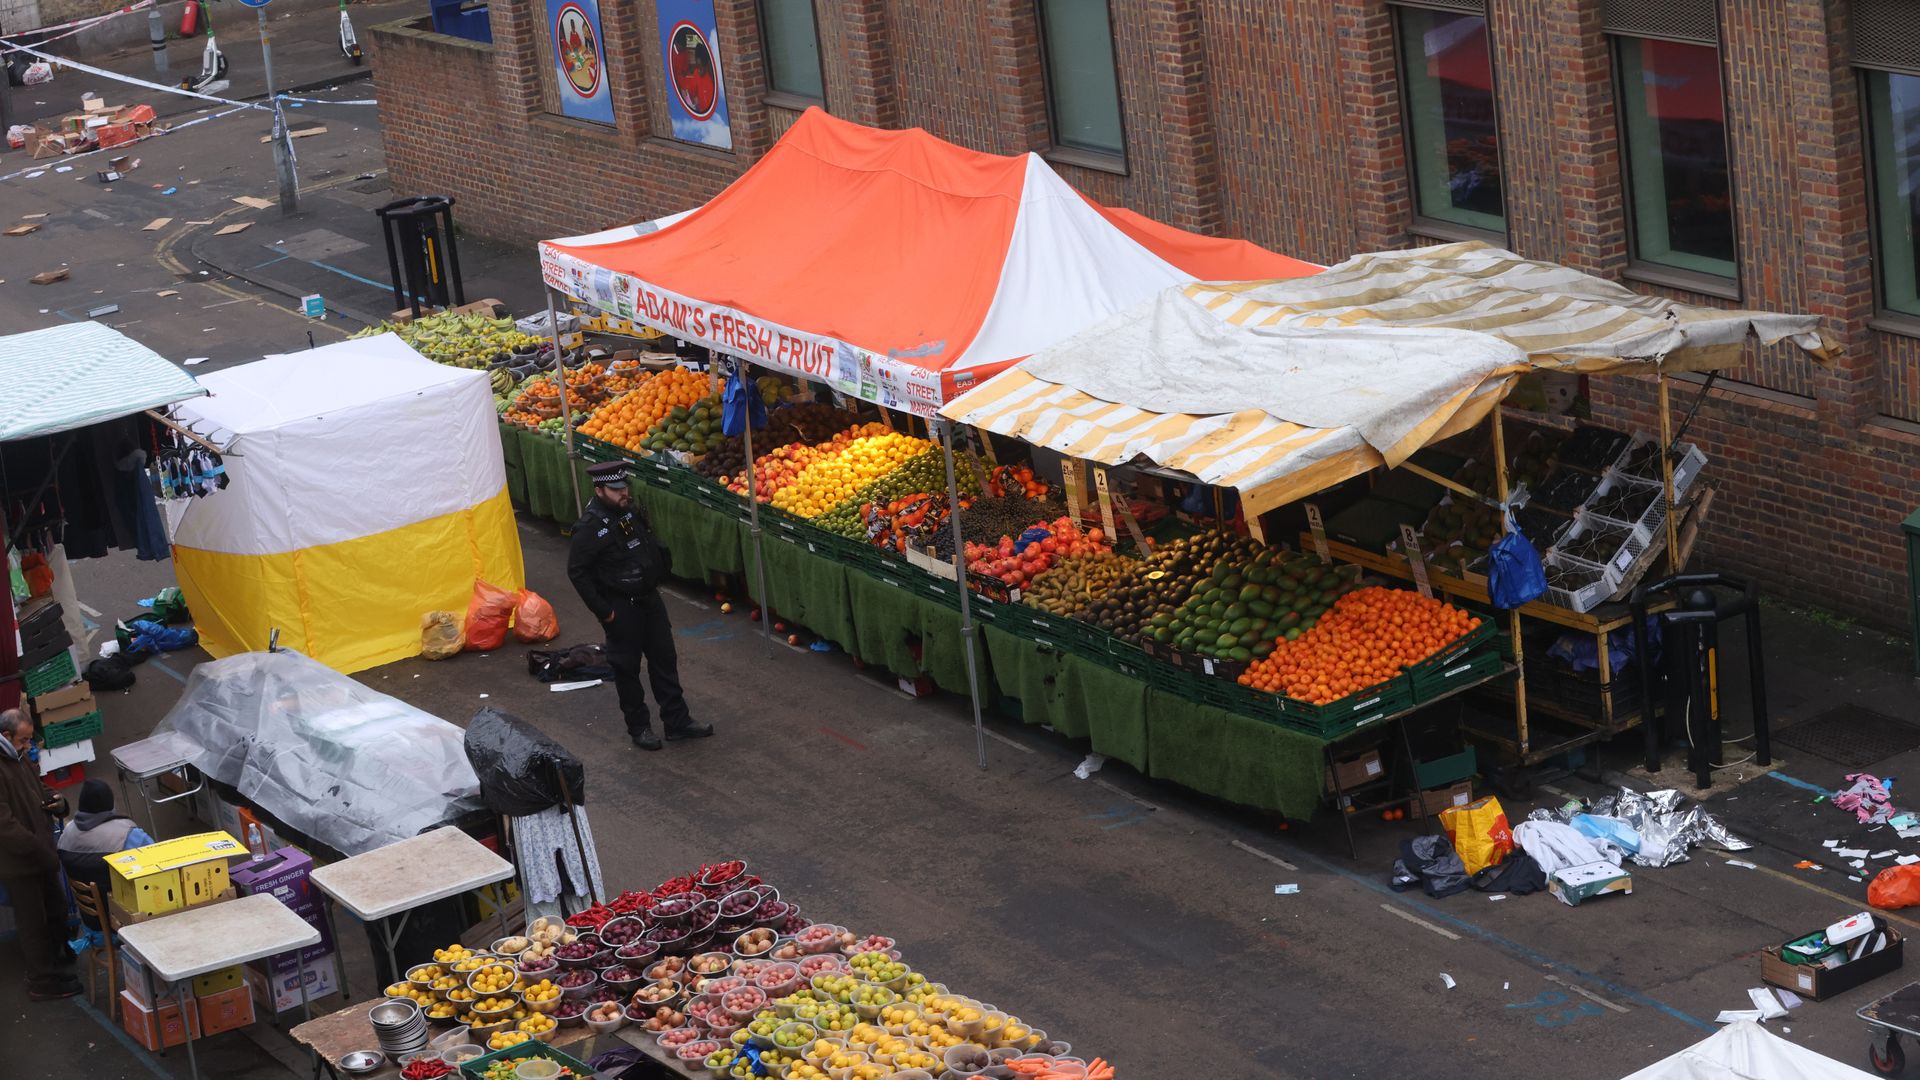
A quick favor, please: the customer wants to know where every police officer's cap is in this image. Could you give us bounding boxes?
[587,461,630,488]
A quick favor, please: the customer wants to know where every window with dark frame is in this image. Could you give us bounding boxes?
[1036,0,1125,160]
[1604,0,1736,282]
[1392,3,1505,235]
[1856,0,1920,321]
[759,0,824,105]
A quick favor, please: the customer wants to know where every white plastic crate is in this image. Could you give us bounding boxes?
[1542,551,1615,613]
[1610,435,1708,501]
[1556,509,1651,573]
[1585,471,1669,539]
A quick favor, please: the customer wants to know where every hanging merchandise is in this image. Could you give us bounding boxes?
[720,360,766,436]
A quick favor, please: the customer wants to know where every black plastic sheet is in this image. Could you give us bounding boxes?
[465,707,586,816]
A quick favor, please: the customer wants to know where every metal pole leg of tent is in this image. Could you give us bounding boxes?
[1657,375,1681,574]
[939,420,989,770]
[1490,405,1530,757]
[544,287,583,521]
[738,359,773,655]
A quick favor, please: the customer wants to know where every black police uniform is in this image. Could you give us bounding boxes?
[566,492,694,740]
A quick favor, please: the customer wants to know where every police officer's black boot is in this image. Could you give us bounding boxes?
[633,727,663,751]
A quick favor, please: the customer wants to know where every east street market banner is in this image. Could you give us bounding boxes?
[548,0,614,124]
[657,0,732,149]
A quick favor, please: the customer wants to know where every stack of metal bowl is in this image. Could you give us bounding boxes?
[368,998,431,1058]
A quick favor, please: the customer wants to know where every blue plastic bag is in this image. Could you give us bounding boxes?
[1571,813,1642,854]
[1488,510,1547,610]
[721,363,766,437]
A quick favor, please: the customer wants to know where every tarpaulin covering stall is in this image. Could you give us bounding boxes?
[169,334,523,673]
[942,242,1831,518]
[537,107,1319,414]
[150,649,484,856]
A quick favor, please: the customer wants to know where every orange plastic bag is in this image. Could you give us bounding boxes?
[464,579,515,652]
[1440,796,1514,876]
[512,589,559,644]
[1870,864,1920,909]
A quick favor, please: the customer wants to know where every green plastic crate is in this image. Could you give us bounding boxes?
[458,1039,594,1079]
[1411,648,1508,703]
[40,710,101,749]
[1280,674,1414,737]
[1405,620,1498,680]
[23,651,78,697]
[1412,747,1478,790]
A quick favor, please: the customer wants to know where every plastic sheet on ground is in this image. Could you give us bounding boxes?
[1528,786,1749,868]
[151,650,483,855]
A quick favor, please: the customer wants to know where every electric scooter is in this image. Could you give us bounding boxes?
[339,0,360,64]
[185,1,228,96]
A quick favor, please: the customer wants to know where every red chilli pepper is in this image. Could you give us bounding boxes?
[401,1058,451,1080]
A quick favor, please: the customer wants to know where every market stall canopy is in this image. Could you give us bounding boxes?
[1619,1020,1873,1079]
[169,334,523,672]
[943,241,1830,517]
[538,107,1319,415]
[0,322,205,442]
[150,650,484,857]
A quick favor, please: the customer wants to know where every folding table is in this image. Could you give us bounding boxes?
[309,827,514,985]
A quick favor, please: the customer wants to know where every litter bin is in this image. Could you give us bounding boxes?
[1905,508,1920,676]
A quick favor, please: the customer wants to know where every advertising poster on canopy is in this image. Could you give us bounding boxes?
[657,0,732,149]
[547,0,615,124]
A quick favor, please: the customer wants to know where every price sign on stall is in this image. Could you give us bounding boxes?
[1399,523,1433,599]
[1060,458,1086,524]
[1092,468,1121,547]
[1305,503,1330,564]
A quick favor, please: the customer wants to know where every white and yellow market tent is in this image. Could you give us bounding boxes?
[942,242,1831,520]
[169,334,523,673]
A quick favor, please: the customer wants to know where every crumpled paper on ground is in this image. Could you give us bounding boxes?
[1834,773,1894,824]
[1529,786,1750,867]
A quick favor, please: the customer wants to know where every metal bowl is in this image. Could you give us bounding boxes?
[338,1050,386,1074]
[368,1000,422,1028]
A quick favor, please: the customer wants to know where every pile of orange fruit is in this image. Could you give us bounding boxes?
[580,368,710,451]
[1238,586,1481,704]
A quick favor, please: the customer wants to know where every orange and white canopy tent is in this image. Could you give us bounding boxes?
[942,242,1830,518]
[537,108,1318,415]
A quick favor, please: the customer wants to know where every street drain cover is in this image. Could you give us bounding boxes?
[1776,705,1920,768]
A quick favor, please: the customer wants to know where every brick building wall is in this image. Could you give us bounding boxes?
[369,0,1920,632]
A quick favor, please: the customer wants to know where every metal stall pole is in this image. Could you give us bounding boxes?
[1656,375,1683,574]
[552,764,600,907]
[544,288,584,521]
[736,358,774,654]
[1490,405,1530,756]
[938,420,989,770]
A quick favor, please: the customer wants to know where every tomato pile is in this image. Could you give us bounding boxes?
[964,518,1110,588]
[1238,587,1481,704]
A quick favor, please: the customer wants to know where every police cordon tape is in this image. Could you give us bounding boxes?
[0,36,378,109]
[0,0,157,54]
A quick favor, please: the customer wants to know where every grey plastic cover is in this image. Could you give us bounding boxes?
[152,650,483,855]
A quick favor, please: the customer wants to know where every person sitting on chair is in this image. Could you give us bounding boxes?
[57,780,154,929]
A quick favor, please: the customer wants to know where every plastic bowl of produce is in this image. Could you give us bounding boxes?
[687,950,734,979]
[943,1043,992,1076]
[597,916,647,949]
[600,963,644,989]
[554,969,600,1000]
[796,954,847,980]
[554,938,607,970]
[546,998,588,1027]
[583,1000,626,1034]
[732,928,778,959]
[632,979,684,1009]
[651,893,702,927]
[515,954,559,979]
[519,983,562,1015]
[698,860,749,891]
[613,940,661,965]
[644,957,688,982]
[404,963,443,989]
[848,984,897,1019]
[490,935,532,958]
[437,1044,485,1066]
[718,985,768,1021]
[676,1039,724,1065]
[656,1025,705,1051]
[754,961,802,999]
[792,924,844,956]
[753,899,796,931]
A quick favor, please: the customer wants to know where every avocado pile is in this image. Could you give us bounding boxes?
[644,394,726,455]
[1083,532,1257,641]
[1146,549,1361,662]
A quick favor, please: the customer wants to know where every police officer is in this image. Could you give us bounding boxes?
[567,461,712,750]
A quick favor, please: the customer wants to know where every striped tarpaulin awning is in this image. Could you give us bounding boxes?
[1,323,205,442]
[942,241,1830,515]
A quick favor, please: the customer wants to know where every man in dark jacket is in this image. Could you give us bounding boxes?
[58,779,155,930]
[0,709,80,999]
[567,461,712,750]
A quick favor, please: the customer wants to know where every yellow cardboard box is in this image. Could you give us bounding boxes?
[106,832,244,915]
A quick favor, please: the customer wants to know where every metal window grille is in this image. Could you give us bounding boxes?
[1856,0,1920,75]
[1602,0,1718,45]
